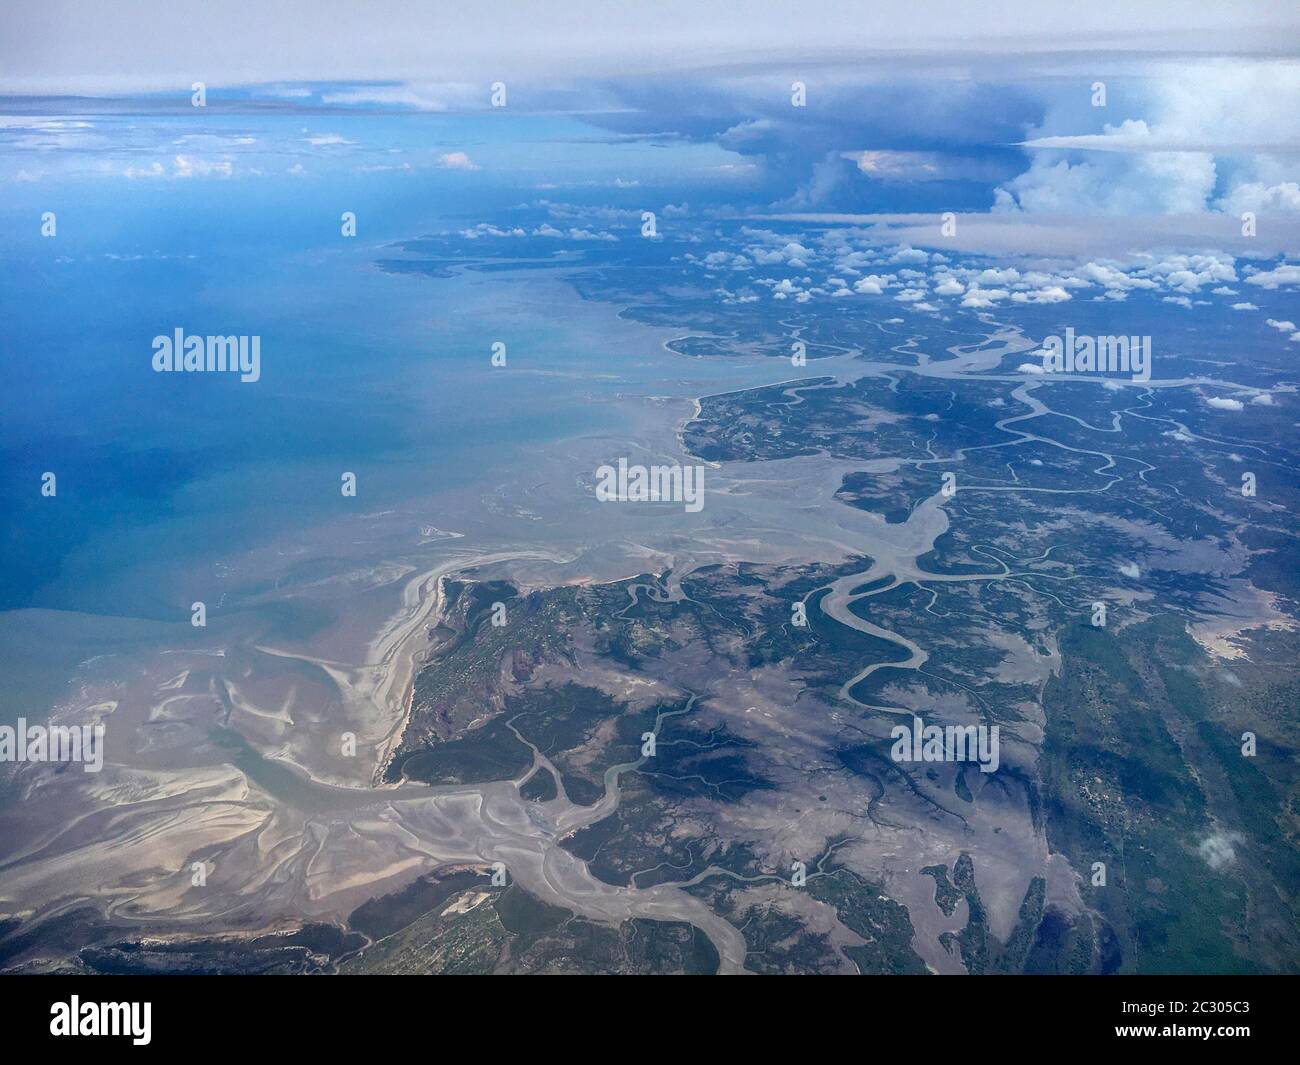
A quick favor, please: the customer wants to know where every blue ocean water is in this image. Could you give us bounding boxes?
[0,114,630,619]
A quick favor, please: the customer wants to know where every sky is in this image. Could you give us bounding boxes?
[1,4,1299,249]
[3,1,1300,91]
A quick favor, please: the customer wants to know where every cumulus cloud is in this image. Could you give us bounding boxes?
[846,149,943,182]
[1204,395,1244,411]
[1148,253,1236,292]
[853,274,892,294]
[995,62,1300,215]
[462,223,527,238]
[1219,180,1300,215]
[994,142,1215,215]
[528,222,615,240]
[890,245,929,264]
[173,154,233,177]
[962,288,1008,308]
[678,218,1291,317]
[436,151,479,170]
[1198,832,1242,871]
[1011,284,1071,303]
[1245,263,1300,289]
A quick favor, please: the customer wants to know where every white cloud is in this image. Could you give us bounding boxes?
[853,274,892,295]
[566,227,616,241]
[1205,396,1244,411]
[1245,263,1300,289]
[1198,832,1241,871]
[1147,252,1236,292]
[173,154,232,178]
[961,288,1009,308]
[995,144,1215,215]
[847,149,943,181]
[996,63,1300,215]
[120,161,166,179]
[319,82,481,111]
[890,245,928,264]
[462,223,527,238]
[436,151,480,170]
[1218,181,1300,215]
[1011,284,1071,304]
